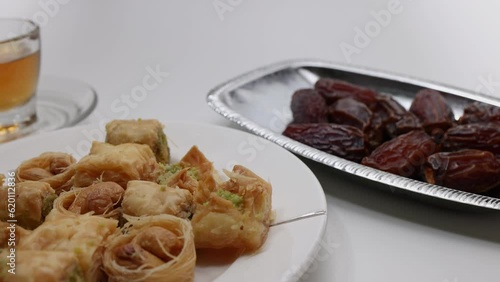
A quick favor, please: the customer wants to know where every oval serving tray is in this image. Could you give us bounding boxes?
[207,59,500,211]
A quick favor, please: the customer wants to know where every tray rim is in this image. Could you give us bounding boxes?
[207,58,500,211]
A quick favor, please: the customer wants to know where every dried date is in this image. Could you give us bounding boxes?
[423,149,500,193]
[283,123,368,162]
[328,98,372,130]
[409,89,455,139]
[371,95,421,138]
[458,101,500,124]
[385,112,422,138]
[441,123,500,157]
[314,78,379,105]
[365,114,385,150]
[372,95,407,121]
[291,89,328,123]
[361,130,439,178]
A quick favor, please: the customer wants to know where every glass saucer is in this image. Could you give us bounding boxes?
[0,76,98,143]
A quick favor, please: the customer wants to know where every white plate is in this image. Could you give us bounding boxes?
[0,121,327,282]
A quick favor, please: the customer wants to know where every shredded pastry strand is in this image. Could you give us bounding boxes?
[103,214,196,282]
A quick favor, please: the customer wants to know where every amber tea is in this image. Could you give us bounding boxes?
[0,19,40,139]
[0,49,40,111]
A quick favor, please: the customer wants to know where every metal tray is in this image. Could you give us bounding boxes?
[207,59,500,210]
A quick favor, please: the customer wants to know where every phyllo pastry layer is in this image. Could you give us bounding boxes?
[105,119,170,164]
[74,141,159,189]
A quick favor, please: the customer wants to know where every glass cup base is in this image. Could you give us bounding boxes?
[0,96,37,142]
[0,76,97,143]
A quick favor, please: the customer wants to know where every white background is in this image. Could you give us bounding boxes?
[1,1,500,281]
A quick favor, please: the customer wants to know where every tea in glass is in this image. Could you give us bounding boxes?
[0,19,40,137]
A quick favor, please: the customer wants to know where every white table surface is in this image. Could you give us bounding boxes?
[2,1,500,281]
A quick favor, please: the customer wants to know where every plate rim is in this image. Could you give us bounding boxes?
[206,58,500,211]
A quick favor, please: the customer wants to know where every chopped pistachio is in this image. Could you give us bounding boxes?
[187,167,199,180]
[216,190,243,208]
[68,266,85,282]
[157,163,182,185]
[42,193,57,218]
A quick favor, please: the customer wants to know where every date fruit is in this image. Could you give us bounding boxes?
[287,78,500,196]
[372,95,407,122]
[423,149,500,193]
[283,123,368,162]
[388,112,422,137]
[410,89,455,139]
[371,95,421,138]
[328,98,372,130]
[441,123,500,157]
[458,101,500,124]
[361,130,439,178]
[291,89,328,123]
[365,114,385,150]
[314,78,379,105]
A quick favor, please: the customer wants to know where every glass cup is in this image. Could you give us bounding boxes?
[0,19,40,139]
